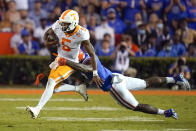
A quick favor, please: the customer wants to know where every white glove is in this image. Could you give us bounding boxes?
[49,57,60,70]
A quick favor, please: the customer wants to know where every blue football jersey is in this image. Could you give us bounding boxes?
[82,54,112,91]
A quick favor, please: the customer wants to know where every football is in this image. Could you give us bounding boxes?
[47,34,58,42]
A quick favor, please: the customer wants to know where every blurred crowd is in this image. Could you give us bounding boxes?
[0,0,196,57]
[0,0,195,86]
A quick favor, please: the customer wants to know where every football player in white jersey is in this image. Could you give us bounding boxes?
[26,9,103,119]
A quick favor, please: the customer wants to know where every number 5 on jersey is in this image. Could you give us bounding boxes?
[61,38,71,52]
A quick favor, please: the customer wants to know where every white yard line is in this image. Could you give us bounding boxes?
[101,130,158,131]
[42,116,164,122]
[101,129,194,131]
[166,129,194,131]
[0,98,88,102]
[16,106,121,111]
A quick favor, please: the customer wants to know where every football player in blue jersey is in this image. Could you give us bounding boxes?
[54,50,191,120]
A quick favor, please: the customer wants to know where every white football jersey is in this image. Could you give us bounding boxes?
[51,21,90,62]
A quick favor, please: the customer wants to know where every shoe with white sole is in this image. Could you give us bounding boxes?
[26,106,40,119]
[174,74,191,90]
[164,108,178,120]
[77,84,88,101]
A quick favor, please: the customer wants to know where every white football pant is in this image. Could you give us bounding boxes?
[110,73,146,110]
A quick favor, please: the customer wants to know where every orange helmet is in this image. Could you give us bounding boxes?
[78,49,85,62]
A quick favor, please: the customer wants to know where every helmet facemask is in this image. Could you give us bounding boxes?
[59,10,79,33]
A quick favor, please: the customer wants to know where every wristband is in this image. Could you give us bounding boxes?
[93,70,98,76]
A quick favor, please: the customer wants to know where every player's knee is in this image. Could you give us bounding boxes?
[46,78,56,89]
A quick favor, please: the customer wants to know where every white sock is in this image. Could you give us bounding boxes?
[157,109,165,115]
[166,77,175,83]
[36,78,56,110]
[54,84,78,93]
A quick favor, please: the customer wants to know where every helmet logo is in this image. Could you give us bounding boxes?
[71,13,76,20]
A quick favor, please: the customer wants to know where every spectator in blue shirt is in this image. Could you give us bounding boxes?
[129,12,142,29]
[95,33,113,54]
[18,29,40,55]
[144,33,158,57]
[61,0,76,11]
[107,8,126,34]
[42,0,57,13]
[157,40,177,57]
[96,40,114,56]
[28,0,48,27]
[100,0,110,17]
[100,0,125,19]
[135,43,148,57]
[186,0,196,30]
[172,31,186,56]
[146,0,164,18]
[164,0,186,25]
[123,0,146,23]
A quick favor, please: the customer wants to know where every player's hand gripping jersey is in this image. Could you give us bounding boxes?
[52,21,90,62]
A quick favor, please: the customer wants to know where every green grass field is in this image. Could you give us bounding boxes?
[0,92,196,131]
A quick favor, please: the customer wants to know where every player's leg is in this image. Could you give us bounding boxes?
[145,77,172,87]
[110,81,139,110]
[145,74,190,90]
[54,84,88,101]
[26,66,74,119]
[110,75,178,119]
[134,104,178,119]
[54,84,77,93]
[124,74,190,90]
[53,72,88,101]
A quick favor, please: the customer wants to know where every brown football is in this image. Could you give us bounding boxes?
[47,34,58,42]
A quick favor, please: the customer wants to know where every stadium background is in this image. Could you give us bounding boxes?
[0,0,196,88]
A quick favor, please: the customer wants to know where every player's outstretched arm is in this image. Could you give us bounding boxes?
[81,40,104,87]
[66,59,93,73]
[81,40,97,72]
[43,28,59,47]
[58,57,92,73]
